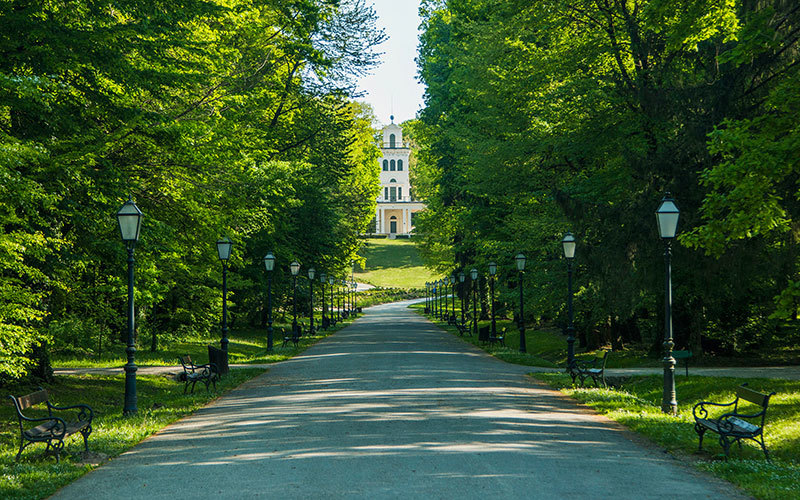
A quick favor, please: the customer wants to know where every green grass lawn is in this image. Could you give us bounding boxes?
[52,316,356,369]
[0,369,265,500]
[355,238,436,289]
[533,373,800,500]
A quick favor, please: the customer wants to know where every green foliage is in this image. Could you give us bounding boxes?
[0,0,386,379]
[413,0,800,355]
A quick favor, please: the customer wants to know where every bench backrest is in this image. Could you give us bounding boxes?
[672,350,692,359]
[599,350,609,368]
[737,385,773,409]
[11,389,48,412]
[178,355,193,369]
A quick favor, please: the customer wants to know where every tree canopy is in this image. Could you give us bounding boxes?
[1,0,385,380]
[412,0,800,354]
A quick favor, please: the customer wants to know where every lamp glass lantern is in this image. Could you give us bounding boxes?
[290,261,300,276]
[320,272,327,283]
[263,252,275,271]
[515,253,526,271]
[656,195,680,239]
[470,268,478,280]
[308,267,316,280]
[488,262,497,275]
[216,237,233,261]
[562,233,576,260]
[459,272,465,283]
[117,199,143,243]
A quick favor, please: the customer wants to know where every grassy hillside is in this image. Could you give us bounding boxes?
[355,238,436,289]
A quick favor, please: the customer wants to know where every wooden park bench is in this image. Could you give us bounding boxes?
[693,384,775,461]
[568,351,609,387]
[208,344,229,375]
[672,350,692,376]
[283,322,304,347]
[178,355,219,394]
[8,388,93,463]
[455,320,470,337]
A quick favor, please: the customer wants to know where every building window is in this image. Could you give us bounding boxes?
[382,160,388,171]
[384,187,388,199]
[390,160,396,171]
[398,159,403,171]
[389,134,396,148]
[398,187,403,199]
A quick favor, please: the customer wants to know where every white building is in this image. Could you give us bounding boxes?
[374,118,425,235]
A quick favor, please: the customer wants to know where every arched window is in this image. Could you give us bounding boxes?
[389,134,396,148]
[390,160,396,171]
[397,159,403,171]
[382,160,388,171]
[390,178,397,183]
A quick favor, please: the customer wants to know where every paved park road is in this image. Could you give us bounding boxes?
[52,301,747,500]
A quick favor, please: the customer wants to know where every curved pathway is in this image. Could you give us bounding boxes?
[52,301,746,499]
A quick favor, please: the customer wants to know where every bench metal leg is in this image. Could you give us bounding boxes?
[695,423,706,451]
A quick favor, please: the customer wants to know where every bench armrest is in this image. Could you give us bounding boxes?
[48,402,94,422]
[692,399,736,420]
[22,416,69,438]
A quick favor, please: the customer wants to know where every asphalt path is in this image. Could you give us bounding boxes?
[52,300,747,499]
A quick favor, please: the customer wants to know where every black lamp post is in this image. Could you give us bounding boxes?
[451,273,457,322]
[442,276,450,321]
[328,277,335,326]
[216,237,233,351]
[516,253,527,353]
[459,272,466,325]
[337,280,342,320]
[290,261,300,335]
[657,194,680,415]
[488,262,497,337]
[562,234,576,369]
[352,281,358,313]
[264,252,275,351]
[320,273,327,329]
[470,268,478,336]
[433,280,438,318]
[117,198,143,416]
[424,282,429,313]
[308,267,316,335]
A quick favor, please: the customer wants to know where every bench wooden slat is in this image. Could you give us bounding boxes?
[737,386,770,407]
[16,390,49,411]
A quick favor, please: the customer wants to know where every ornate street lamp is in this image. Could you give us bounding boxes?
[290,261,300,336]
[470,268,478,336]
[216,237,233,352]
[308,267,316,335]
[320,273,328,329]
[561,233,576,369]
[328,277,336,326]
[116,197,143,416]
[451,273,457,323]
[264,252,276,351]
[516,253,527,353]
[656,194,680,415]
[425,282,430,314]
[488,262,497,337]
[458,272,466,326]
[442,276,450,321]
